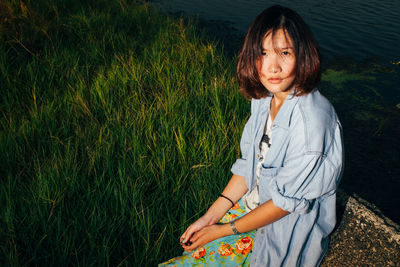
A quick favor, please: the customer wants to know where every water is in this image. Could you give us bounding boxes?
[153,0,400,64]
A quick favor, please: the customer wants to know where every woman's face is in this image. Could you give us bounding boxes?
[258,29,296,95]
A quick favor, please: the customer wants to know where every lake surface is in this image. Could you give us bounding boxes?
[153,0,400,64]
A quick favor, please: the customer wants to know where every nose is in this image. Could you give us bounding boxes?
[268,56,282,74]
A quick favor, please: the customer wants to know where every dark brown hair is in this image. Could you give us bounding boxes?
[237,5,321,99]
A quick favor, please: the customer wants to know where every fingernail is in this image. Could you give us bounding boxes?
[181,239,186,244]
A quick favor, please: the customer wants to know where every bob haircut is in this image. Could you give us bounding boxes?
[237,5,321,99]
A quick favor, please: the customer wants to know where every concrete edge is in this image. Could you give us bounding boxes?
[336,188,400,245]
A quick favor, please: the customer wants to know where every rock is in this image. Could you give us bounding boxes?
[321,189,400,266]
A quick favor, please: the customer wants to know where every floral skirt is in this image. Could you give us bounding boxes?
[159,199,256,266]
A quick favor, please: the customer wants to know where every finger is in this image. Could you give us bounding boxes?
[180,231,188,243]
[184,236,204,252]
[181,227,196,244]
[190,226,208,243]
[189,230,202,243]
[181,240,193,251]
[183,241,197,252]
[182,231,202,251]
[189,230,207,249]
[180,224,194,241]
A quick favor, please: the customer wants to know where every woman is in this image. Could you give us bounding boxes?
[160,5,344,266]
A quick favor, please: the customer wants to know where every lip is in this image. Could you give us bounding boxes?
[268,78,283,84]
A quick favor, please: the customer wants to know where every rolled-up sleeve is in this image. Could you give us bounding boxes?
[260,121,343,214]
[230,100,256,184]
[230,117,253,178]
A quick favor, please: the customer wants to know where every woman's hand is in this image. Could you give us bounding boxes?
[182,224,230,252]
[180,215,211,246]
[178,175,247,251]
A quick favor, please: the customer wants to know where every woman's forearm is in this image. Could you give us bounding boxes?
[234,199,289,233]
[203,174,248,225]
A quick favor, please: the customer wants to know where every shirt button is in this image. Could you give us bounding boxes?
[256,154,259,158]
[260,229,264,234]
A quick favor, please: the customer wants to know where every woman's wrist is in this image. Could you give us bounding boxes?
[220,223,234,237]
[204,201,232,225]
[201,212,218,226]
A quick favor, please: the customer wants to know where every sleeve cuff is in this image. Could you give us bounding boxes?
[230,159,248,178]
[269,181,312,214]
[231,159,253,190]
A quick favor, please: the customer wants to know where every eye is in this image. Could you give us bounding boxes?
[261,51,267,56]
[282,51,291,56]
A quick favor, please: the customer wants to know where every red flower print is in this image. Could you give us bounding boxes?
[218,244,234,256]
[235,237,253,255]
[191,247,206,259]
[231,203,240,210]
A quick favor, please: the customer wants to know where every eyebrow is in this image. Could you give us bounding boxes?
[262,47,294,50]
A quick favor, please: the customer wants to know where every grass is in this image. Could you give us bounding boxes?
[0,0,248,265]
[1,0,399,266]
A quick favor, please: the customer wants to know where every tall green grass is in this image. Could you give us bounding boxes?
[0,0,248,265]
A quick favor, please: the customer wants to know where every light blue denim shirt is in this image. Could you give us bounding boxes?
[231,89,344,267]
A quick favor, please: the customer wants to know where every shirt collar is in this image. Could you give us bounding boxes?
[262,88,299,130]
